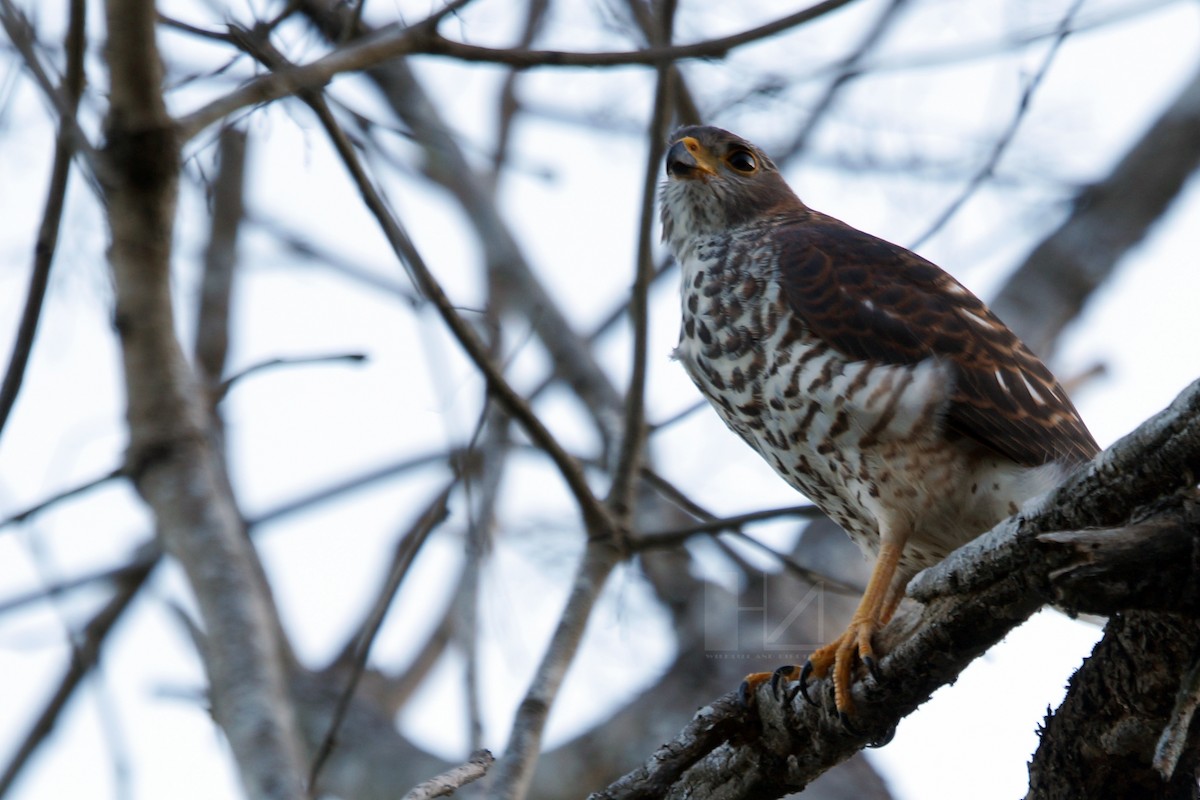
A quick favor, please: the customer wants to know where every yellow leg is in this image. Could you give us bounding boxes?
[879,578,908,626]
[803,536,904,715]
[740,531,909,720]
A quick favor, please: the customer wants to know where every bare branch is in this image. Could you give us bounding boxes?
[590,696,748,800]
[1154,651,1200,781]
[294,0,627,444]
[309,483,454,792]
[991,56,1200,357]
[1,468,123,530]
[0,0,86,443]
[0,0,98,168]
[401,749,495,800]
[176,0,862,141]
[228,27,611,535]
[638,504,823,543]
[0,560,150,796]
[491,538,624,800]
[491,0,550,178]
[101,1,307,796]
[217,352,368,400]
[415,0,861,69]
[196,126,248,391]
[778,0,910,161]
[608,0,677,515]
[909,0,1085,251]
[1037,510,1200,616]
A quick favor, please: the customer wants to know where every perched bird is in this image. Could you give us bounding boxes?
[660,125,1098,721]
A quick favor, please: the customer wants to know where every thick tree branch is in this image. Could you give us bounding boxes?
[101,2,307,797]
[1038,504,1200,616]
[1027,610,1200,799]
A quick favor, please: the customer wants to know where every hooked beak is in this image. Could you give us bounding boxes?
[665,136,718,179]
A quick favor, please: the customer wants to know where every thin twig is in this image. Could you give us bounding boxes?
[490,0,549,179]
[607,0,677,517]
[196,126,248,393]
[0,552,153,617]
[637,468,857,593]
[778,0,909,161]
[249,213,420,304]
[0,468,124,531]
[0,0,98,170]
[622,0,702,126]
[0,562,150,796]
[176,0,862,141]
[400,749,495,800]
[381,588,458,715]
[648,398,707,433]
[308,482,454,793]
[638,504,822,544]
[0,0,86,444]
[909,0,1085,250]
[157,12,235,42]
[228,26,612,534]
[217,352,368,400]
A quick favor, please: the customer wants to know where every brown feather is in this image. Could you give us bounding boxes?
[776,214,1099,467]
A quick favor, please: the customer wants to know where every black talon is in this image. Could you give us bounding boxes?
[798,661,818,706]
[737,680,754,708]
[863,654,881,682]
[838,711,862,736]
[769,664,796,698]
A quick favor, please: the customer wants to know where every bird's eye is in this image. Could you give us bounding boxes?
[727,150,757,173]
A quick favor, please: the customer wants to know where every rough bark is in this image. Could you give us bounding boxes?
[1027,611,1200,800]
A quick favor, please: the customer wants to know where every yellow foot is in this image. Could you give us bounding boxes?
[796,617,883,719]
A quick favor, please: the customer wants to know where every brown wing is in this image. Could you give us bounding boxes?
[776,214,1099,467]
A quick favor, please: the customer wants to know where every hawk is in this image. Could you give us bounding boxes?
[661,125,1098,722]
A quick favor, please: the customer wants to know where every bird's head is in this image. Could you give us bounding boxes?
[660,126,802,248]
